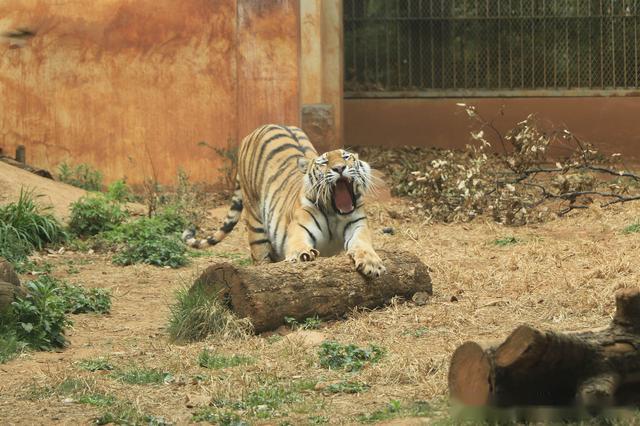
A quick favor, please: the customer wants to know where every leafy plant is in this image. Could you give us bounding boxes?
[0,189,66,263]
[106,179,135,203]
[167,286,252,343]
[198,349,254,370]
[77,393,116,407]
[1,275,111,361]
[68,195,128,237]
[318,341,384,372]
[57,162,103,191]
[12,278,70,350]
[284,315,322,330]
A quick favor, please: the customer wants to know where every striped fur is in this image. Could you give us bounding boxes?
[183,124,385,277]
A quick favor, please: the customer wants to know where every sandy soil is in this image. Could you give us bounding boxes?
[0,170,639,425]
[0,161,87,220]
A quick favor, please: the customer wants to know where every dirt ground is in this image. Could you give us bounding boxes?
[1,169,640,425]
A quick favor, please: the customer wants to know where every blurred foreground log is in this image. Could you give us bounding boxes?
[449,288,640,412]
[191,249,432,333]
[0,258,23,312]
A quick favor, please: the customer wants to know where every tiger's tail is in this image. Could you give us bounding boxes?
[182,178,243,249]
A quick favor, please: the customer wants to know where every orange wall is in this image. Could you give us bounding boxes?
[0,0,300,186]
[345,98,640,161]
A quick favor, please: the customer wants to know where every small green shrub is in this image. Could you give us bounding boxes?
[198,349,254,370]
[107,208,189,268]
[0,189,66,263]
[106,179,134,203]
[58,162,103,191]
[12,278,70,350]
[110,367,172,385]
[167,286,252,343]
[69,195,128,237]
[0,275,111,361]
[284,315,322,330]
[58,282,112,314]
[318,341,384,372]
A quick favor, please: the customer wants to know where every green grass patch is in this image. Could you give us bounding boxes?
[0,189,66,264]
[191,408,248,425]
[110,366,172,385]
[493,236,519,246]
[318,341,384,372]
[357,400,431,423]
[77,357,114,372]
[77,393,116,407]
[323,381,370,394]
[284,315,322,330]
[95,402,170,426]
[167,285,252,343]
[198,349,254,370]
[212,251,252,266]
[623,222,640,234]
[205,380,317,421]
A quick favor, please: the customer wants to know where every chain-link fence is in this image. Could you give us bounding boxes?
[344,0,640,96]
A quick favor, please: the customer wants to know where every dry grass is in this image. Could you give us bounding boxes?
[1,194,640,424]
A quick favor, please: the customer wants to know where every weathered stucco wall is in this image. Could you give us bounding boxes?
[0,0,300,186]
[345,98,640,161]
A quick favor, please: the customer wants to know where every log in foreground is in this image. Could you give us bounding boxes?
[191,249,432,333]
[449,288,640,411]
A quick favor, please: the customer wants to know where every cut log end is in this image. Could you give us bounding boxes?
[449,342,493,406]
[613,288,640,329]
[494,325,547,370]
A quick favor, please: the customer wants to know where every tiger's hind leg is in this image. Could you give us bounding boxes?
[245,216,273,265]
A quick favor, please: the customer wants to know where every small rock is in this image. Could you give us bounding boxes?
[412,291,431,306]
[382,226,395,235]
[62,398,74,404]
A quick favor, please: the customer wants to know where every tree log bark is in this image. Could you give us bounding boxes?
[449,288,640,410]
[191,249,432,333]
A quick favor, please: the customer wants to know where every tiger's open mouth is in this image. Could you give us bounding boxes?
[332,178,356,215]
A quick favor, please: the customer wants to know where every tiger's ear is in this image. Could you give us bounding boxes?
[297,157,310,173]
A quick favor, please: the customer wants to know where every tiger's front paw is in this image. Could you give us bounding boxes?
[349,249,386,278]
[286,248,320,262]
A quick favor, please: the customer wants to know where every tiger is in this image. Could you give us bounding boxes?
[182,124,386,277]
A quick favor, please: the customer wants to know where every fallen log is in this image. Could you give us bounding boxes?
[449,288,640,411]
[191,249,432,333]
[0,155,53,179]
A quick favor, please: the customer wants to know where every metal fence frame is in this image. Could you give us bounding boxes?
[344,0,640,97]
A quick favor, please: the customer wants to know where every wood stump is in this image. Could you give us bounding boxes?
[449,288,640,411]
[0,258,23,312]
[191,249,432,333]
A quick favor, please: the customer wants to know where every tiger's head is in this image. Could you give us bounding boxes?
[297,149,375,215]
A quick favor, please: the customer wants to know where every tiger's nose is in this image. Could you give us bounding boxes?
[332,165,345,175]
